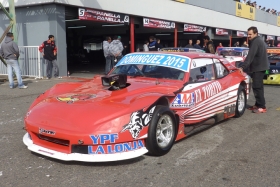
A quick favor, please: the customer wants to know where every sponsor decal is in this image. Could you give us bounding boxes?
[235,2,255,20]
[224,104,236,116]
[39,128,55,135]
[88,134,144,154]
[171,93,195,108]
[78,8,129,24]
[121,106,156,139]
[237,31,247,37]
[143,18,175,29]
[174,0,185,2]
[171,81,222,108]
[57,94,96,103]
[216,29,228,35]
[117,54,190,72]
[184,24,206,32]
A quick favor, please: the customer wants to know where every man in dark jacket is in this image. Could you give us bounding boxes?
[148,36,158,51]
[39,35,61,79]
[203,35,215,54]
[0,32,28,89]
[239,26,269,113]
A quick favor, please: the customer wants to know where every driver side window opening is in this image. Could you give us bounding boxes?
[189,58,215,83]
[213,59,229,78]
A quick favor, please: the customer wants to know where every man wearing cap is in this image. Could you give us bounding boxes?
[0,32,28,89]
[109,35,124,65]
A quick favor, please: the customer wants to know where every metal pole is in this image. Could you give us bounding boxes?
[38,47,41,78]
[8,0,17,43]
[174,23,178,47]
[130,16,135,53]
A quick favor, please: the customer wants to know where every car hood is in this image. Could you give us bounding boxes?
[25,77,182,134]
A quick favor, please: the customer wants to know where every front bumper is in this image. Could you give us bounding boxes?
[23,133,148,162]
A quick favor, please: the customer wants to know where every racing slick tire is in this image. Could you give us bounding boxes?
[146,105,176,156]
[235,85,247,118]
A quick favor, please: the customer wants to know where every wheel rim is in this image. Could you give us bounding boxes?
[238,91,245,112]
[156,114,174,148]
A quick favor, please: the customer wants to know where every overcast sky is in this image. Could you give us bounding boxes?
[254,0,280,10]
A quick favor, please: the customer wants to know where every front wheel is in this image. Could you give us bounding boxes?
[235,85,247,117]
[146,106,176,156]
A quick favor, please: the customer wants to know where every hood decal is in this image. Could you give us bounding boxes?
[57,94,97,103]
[122,106,156,139]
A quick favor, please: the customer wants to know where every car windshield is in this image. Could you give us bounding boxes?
[219,50,242,56]
[111,64,185,80]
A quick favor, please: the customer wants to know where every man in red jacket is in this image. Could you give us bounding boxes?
[39,35,61,79]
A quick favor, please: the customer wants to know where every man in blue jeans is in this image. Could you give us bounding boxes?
[0,32,28,89]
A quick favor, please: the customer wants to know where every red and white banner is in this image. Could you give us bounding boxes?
[143,18,175,29]
[78,8,129,24]
[237,31,247,37]
[267,35,274,40]
[216,29,229,35]
[184,24,206,32]
[277,37,280,41]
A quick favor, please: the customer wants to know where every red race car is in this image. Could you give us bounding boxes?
[23,52,250,162]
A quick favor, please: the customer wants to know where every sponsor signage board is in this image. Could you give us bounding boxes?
[237,31,247,37]
[235,2,255,20]
[78,8,129,24]
[267,35,275,40]
[216,29,229,35]
[143,18,175,29]
[184,24,206,32]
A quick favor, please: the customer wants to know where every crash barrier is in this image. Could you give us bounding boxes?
[0,46,43,79]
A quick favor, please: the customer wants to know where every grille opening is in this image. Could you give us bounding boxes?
[37,134,69,146]
[72,145,88,154]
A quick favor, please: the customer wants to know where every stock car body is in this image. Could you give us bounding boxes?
[263,47,280,84]
[161,47,206,53]
[217,47,249,67]
[23,52,250,162]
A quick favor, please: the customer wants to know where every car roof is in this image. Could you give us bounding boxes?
[161,47,205,53]
[217,47,249,51]
[133,51,220,59]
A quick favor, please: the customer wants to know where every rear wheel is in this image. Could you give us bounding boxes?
[235,85,246,117]
[146,106,176,156]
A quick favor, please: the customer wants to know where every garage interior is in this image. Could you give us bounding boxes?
[65,6,209,74]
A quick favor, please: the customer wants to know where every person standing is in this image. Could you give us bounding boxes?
[241,41,248,47]
[143,40,149,52]
[156,39,163,51]
[109,36,123,65]
[185,39,193,48]
[103,36,112,74]
[148,36,158,51]
[216,43,223,51]
[39,35,61,79]
[238,26,269,113]
[203,35,215,54]
[193,40,202,49]
[0,32,28,89]
[233,41,240,47]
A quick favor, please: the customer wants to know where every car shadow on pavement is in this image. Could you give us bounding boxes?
[31,152,146,166]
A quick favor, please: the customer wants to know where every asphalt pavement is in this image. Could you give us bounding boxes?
[0,74,280,187]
